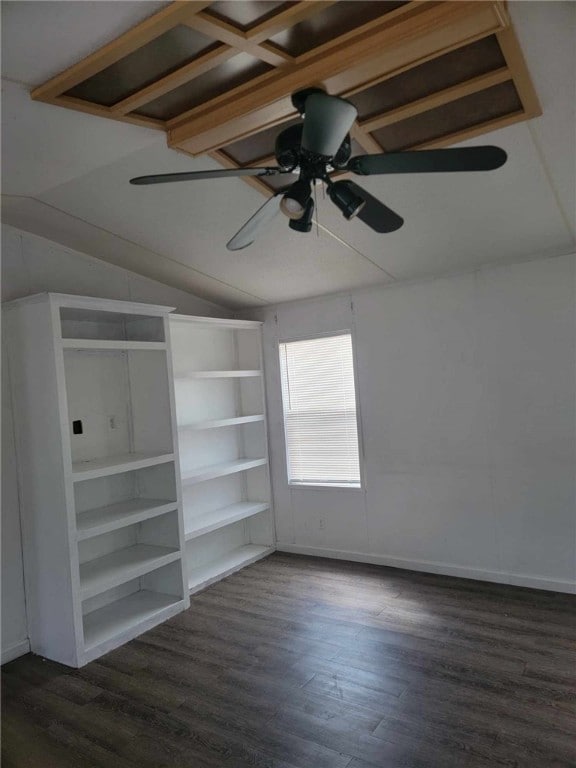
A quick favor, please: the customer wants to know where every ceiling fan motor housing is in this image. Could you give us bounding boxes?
[275,124,352,173]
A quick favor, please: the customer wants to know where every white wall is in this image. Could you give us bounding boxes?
[259,254,576,593]
[1,224,229,663]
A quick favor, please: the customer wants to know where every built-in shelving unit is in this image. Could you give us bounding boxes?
[5,293,189,667]
[170,314,275,593]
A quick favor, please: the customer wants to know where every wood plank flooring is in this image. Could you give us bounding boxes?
[2,552,575,768]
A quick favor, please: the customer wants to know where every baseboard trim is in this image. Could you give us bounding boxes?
[2,638,30,665]
[276,544,576,594]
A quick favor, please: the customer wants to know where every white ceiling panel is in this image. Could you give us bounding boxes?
[1,1,167,85]
[1,195,265,308]
[313,123,575,281]
[1,79,160,197]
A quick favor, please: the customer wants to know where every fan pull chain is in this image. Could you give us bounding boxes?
[314,180,319,238]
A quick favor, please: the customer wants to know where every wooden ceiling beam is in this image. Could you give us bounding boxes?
[168,1,509,155]
[207,150,275,198]
[184,12,292,67]
[49,95,165,130]
[246,1,339,44]
[360,66,512,133]
[350,124,384,154]
[31,2,212,102]
[413,109,526,150]
[110,44,236,115]
[495,27,541,118]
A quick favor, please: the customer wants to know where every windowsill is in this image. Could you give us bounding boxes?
[288,482,362,490]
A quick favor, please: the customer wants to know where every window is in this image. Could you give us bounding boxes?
[279,333,361,487]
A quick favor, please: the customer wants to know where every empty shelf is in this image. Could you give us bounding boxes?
[188,545,274,594]
[83,590,183,654]
[181,458,267,484]
[62,339,166,350]
[179,415,265,431]
[72,452,174,481]
[176,370,261,379]
[185,502,269,540]
[77,498,177,540]
[80,544,180,600]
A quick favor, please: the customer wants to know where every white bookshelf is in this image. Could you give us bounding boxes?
[5,293,189,667]
[170,314,275,592]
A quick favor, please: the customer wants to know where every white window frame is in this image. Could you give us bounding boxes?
[278,329,364,490]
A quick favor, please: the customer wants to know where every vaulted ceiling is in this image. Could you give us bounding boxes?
[2,1,574,308]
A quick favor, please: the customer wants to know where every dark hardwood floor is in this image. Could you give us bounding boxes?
[2,552,576,768]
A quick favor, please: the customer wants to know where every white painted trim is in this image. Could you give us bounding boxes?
[1,638,30,665]
[170,314,262,329]
[4,292,175,315]
[276,544,576,594]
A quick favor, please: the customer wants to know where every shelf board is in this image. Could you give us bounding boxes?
[80,544,180,600]
[77,499,177,541]
[181,458,267,485]
[72,452,174,482]
[188,545,274,594]
[61,339,166,351]
[176,370,261,379]
[179,414,264,431]
[83,590,183,655]
[185,502,269,540]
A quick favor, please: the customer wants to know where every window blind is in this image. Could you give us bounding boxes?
[279,333,361,486]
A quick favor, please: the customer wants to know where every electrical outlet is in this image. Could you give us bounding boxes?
[108,416,117,430]
[319,518,325,530]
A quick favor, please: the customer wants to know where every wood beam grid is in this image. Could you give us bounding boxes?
[168,1,509,155]
[111,44,237,115]
[31,2,212,103]
[49,95,165,130]
[350,125,384,154]
[183,13,292,67]
[292,1,430,65]
[495,27,541,118]
[245,1,339,44]
[207,150,275,198]
[412,109,527,150]
[359,67,512,133]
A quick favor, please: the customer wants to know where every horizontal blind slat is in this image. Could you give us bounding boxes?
[279,334,361,485]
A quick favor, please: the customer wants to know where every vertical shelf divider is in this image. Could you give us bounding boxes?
[170,314,275,594]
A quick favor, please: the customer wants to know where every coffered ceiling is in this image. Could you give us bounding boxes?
[1,1,574,308]
[30,0,541,195]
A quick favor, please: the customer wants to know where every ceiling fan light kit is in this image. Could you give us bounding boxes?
[328,181,367,220]
[289,199,315,233]
[130,88,507,251]
[280,178,312,220]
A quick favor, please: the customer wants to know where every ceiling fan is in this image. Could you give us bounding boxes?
[130,88,507,251]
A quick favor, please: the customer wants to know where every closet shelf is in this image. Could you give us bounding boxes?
[72,452,174,481]
[77,499,177,540]
[79,544,180,600]
[175,369,261,379]
[185,502,269,540]
[181,458,267,485]
[61,339,166,351]
[178,415,264,431]
[188,544,274,594]
[83,591,184,656]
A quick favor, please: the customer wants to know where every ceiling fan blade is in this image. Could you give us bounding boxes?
[227,195,282,251]
[344,181,404,233]
[130,167,286,185]
[348,146,507,176]
[301,93,358,158]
